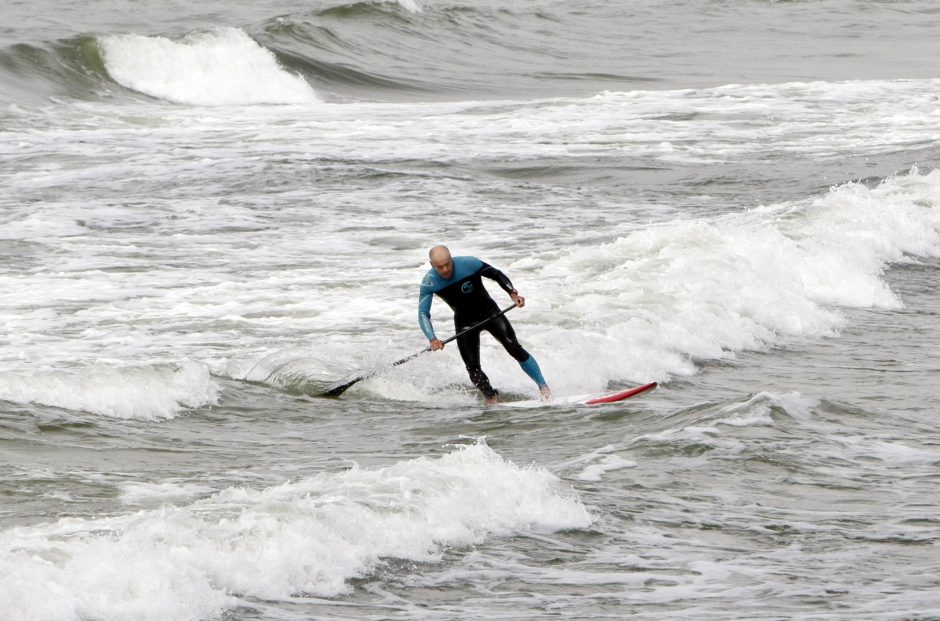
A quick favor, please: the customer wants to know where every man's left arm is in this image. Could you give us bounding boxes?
[479,262,525,308]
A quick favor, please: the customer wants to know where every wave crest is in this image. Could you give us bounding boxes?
[0,442,589,618]
[98,27,319,106]
[0,361,219,420]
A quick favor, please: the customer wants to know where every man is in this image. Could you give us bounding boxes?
[418,245,551,404]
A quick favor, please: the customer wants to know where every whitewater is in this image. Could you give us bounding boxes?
[2,1,940,620]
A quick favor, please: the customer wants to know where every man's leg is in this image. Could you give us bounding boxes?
[456,326,498,402]
[486,315,550,399]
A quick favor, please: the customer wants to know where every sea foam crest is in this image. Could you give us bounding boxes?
[0,442,590,621]
[98,28,318,106]
[533,169,940,389]
[384,0,422,13]
[0,361,218,419]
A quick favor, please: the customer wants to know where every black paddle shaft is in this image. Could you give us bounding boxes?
[321,303,518,397]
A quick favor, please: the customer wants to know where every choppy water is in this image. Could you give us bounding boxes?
[2,1,940,620]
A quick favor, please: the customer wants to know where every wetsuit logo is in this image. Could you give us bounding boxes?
[461,281,474,293]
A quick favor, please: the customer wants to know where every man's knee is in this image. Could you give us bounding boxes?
[505,341,529,362]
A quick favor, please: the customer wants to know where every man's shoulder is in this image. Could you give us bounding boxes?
[452,256,483,275]
[420,269,438,290]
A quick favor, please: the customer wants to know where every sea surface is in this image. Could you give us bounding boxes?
[2,1,940,619]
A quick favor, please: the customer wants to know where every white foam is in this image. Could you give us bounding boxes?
[0,213,87,240]
[522,169,940,393]
[395,0,423,13]
[119,481,217,506]
[98,28,319,106]
[576,455,637,481]
[838,436,940,466]
[0,361,218,419]
[632,425,747,456]
[716,392,820,427]
[0,442,590,620]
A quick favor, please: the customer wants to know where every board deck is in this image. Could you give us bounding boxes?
[501,381,658,408]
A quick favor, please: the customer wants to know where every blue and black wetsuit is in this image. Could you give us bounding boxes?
[418,256,547,399]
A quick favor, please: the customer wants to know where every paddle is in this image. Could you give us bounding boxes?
[321,303,518,397]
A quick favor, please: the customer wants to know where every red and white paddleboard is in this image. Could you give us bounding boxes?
[502,381,658,408]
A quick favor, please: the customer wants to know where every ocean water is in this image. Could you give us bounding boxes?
[2,1,940,619]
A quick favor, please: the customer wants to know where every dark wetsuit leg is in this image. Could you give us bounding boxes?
[456,314,531,399]
[455,325,497,399]
[483,314,530,362]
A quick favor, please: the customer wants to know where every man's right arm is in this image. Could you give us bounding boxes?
[419,292,445,350]
[418,290,435,341]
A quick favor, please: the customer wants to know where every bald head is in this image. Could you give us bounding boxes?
[429,245,450,262]
[429,245,454,279]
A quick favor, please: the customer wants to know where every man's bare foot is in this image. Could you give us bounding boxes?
[539,385,552,401]
[484,395,498,405]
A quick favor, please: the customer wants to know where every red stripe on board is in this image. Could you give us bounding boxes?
[583,382,658,405]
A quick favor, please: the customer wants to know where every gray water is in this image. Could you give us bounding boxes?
[2,1,940,620]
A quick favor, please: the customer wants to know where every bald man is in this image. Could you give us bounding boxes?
[418,245,550,404]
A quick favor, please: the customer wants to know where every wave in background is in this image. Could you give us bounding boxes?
[0,1,624,106]
[0,27,319,107]
[0,362,218,419]
[6,0,940,106]
[530,168,940,373]
[0,0,579,105]
[98,28,319,106]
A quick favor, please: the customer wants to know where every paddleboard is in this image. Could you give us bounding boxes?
[501,381,658,408]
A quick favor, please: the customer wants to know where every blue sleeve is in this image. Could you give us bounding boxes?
[418,286,435,340]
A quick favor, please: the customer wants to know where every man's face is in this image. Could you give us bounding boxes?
[431,255,453,279]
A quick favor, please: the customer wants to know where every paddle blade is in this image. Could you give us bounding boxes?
[321,377,361,397]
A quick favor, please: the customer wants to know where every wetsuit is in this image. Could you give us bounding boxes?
[418,256,546,399]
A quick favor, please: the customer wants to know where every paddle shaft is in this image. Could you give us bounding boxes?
[321,303,518,397]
